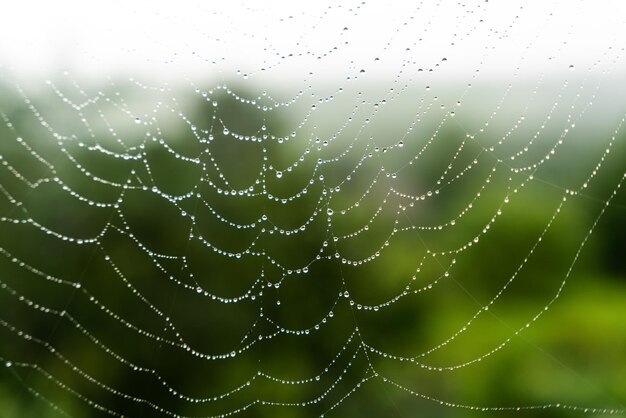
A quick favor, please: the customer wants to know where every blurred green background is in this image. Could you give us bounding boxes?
[0,77,624,418]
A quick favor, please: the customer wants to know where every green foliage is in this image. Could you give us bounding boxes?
[0,82,624,418]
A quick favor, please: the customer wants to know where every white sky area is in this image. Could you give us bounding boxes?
[1,0,625,84]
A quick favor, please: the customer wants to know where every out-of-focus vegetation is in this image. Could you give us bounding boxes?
[0,78,624,418]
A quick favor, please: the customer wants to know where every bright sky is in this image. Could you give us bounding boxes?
[1,0,625,82]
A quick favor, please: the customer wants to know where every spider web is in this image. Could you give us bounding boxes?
[0,1,625,417]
